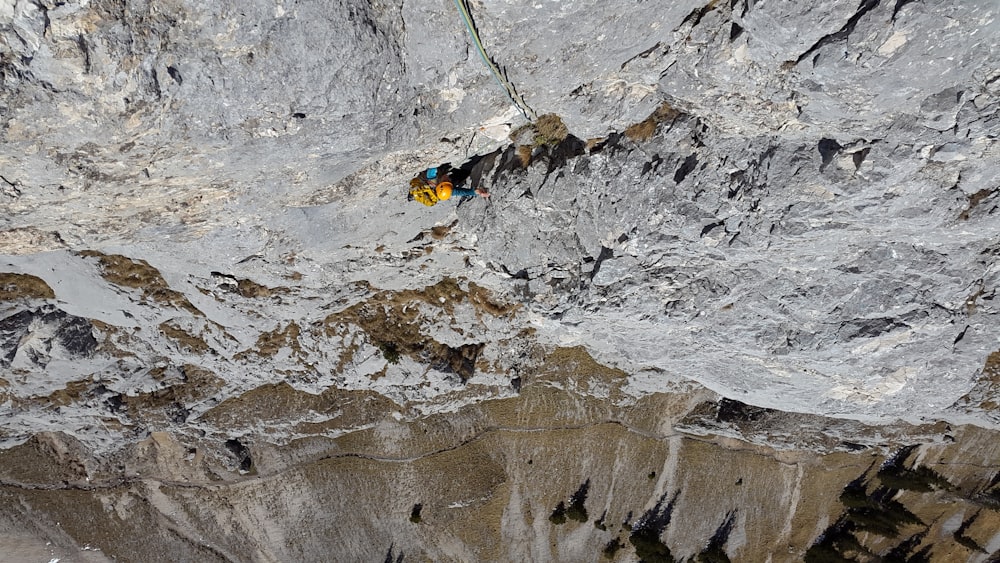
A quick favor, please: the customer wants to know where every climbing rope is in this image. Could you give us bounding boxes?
[452,0,537,122]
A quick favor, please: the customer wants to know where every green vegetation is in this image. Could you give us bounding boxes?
[697,512,735,563]
[837,480,922,538]
[883,532,930,563]
[409,503,422,523]
[550,480,590,524]
[594,510,608,531]
[804,519,870,563]
[696,546,731,563]
[629,529,675,563]
[627,491,678,563]
[602,537,623,559]
[549,501,567,525]
[379,342,401,365]
[566,479,590,523]
[566,501,588,523]
[974,478,1000,509]
[877,464,952,492]
[806,469,930,562]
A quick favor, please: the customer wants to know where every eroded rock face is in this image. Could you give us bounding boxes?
[1,351,999,562]
[459,95,999,424]
[1,0,999,560]
[0,305,97,369]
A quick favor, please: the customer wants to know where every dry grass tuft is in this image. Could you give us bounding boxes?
[539,346,628,383]
[320,278,516,380]
[624,102,682,142]
[44,379,95,407]
[624,119,657,142]
[238,322,304,359]
[200,382,396,429]
[237,278,273,298]
[958,188,998,221]
[80,251,202,316]
[468,282,520,318]
[0,273,55,301]
[159,322,211,355]
[534,113,569,146]
[123,364,224,420]
[509,114,570,167]
[430,225,452,240]
[508,122,535,144]
[516,145,533,167]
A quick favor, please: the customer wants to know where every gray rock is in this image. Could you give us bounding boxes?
[0,0,997,486]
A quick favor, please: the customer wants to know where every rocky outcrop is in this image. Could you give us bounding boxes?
[1,0,999,560]
[0,305,96,369]
[459,88,999,424]
[2,350,1000,562]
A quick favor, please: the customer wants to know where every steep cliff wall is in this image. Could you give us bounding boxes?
[1,0,999,560]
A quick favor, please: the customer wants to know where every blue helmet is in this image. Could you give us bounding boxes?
[427,167,438,179]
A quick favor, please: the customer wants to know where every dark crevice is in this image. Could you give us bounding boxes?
[717,398,771,423]
[589,133,626,156]
[433,342,485,383]
[590,246,615,281]
[166,65,182,85]
[851,147,870,170]
[492,144,525,182]
[795,0,882,64]
[544,135,587,175]
[700,220,725,238]
[567,479,590,522]
[148,67,162,99]
[409,503,422,523]
[837,317,908,339]
[818,138,842,170]
[620,41,662,70]
[679,1,720,30]
[953,511,985,552]
[502,265,529,280]
[76,34,92,74]
[641,154,663,176]
[953,325,969,346]
[674,153,698,184]
[224,438,253,473]
[729,22,744,41]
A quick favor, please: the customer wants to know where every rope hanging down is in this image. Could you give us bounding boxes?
[452,0,537,122]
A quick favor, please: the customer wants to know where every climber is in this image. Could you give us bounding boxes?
[408,165,489,207]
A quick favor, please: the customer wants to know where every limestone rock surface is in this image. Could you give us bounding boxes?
[1,0,999,561]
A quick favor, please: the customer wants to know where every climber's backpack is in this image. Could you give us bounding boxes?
[409,178,439,207]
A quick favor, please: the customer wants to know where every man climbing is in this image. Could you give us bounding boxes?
[408,165,490,206]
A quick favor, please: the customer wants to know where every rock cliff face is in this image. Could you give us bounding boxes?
[1,0,999,561]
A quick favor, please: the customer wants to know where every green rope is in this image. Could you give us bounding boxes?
[452,0,536,122]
